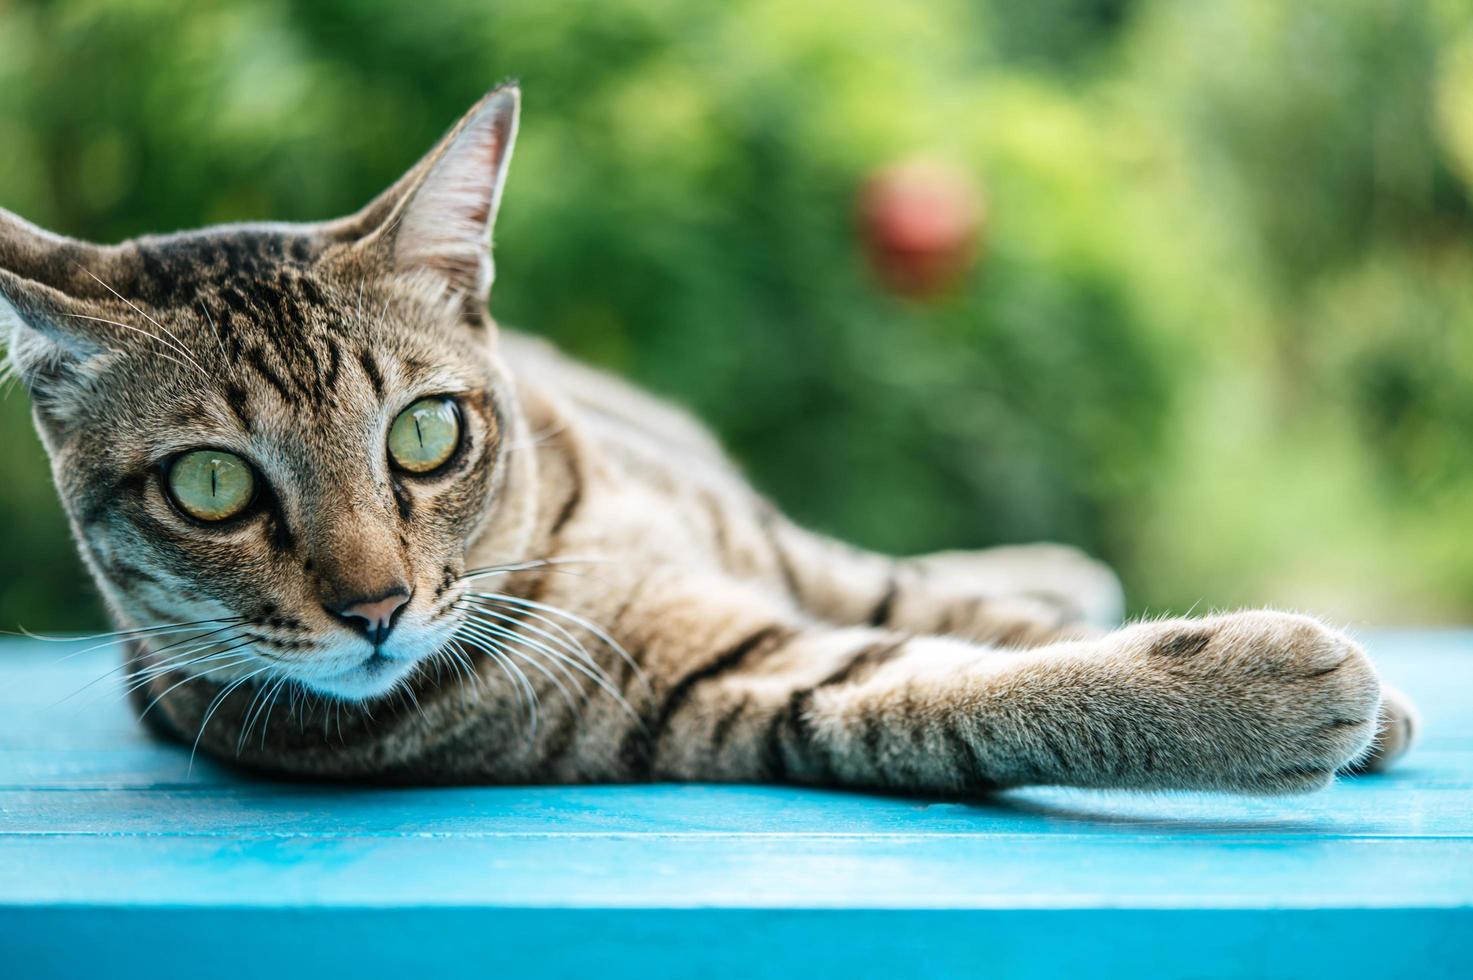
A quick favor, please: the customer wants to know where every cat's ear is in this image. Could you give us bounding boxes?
[353,85,520,309]
[0,209,113,403]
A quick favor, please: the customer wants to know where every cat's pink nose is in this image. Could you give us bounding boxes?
[328,590,411,646]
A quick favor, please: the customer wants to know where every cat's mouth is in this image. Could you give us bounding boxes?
[281,606,467,701]
[307,647,424,701]
[360,652,395,674]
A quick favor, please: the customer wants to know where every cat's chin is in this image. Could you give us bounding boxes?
[302,651,422,702]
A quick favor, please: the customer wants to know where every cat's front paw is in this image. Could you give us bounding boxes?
[1342,684,1419,774]
[1135,612,1381,794]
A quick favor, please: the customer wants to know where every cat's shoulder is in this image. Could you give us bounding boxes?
[499,328,731,465]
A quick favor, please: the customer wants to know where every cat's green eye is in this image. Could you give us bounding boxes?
[388,397,461,474]
[166,450,256,522]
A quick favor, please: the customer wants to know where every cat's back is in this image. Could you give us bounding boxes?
[499,329,735,472]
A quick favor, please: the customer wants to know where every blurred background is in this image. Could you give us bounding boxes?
[1,0,1471,631]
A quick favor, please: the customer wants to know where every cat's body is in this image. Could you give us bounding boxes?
[1,86,1416,793]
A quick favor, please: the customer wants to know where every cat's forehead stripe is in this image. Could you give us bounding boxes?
[129,231,326,310]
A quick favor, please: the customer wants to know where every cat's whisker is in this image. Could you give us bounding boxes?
[41,629,216,680]
[129,641,253,686]
[59,313,199,377]
[289,683,315,729]
[234,673,273,756]
[455,598,600,669]
[443,640,481,693]
[321,696,347,745]
[139,620,253,658]
[466,590,648,694]
[197,302,231,364]
[452,650,479,691]
[456,611,642,726]
[498,649,584,723]
[126,628,253,677]
[285,683,300,725]
[53,626,250,708]
[514,643,635,722]
[105,626,258,697]
[456,555,608,581]
[256,676,294,750]
[397,681,430,727]
[239,673,290,755]
[455,620,581,710]
[124,642,233,687]
[454,618,585,704]
[0,359,23,395]
[122,639,259,699]
[189,660,272,772]
[503,420,568,453]
[74,266,212,377]
[459,566,592,584]
[244,672,278,748]
[454,603,637,720]
[452,629,541,732]
[11,615,242,651]
[454,598,647,725]
[459,590,607,657]
[137,654,257,720]
[481,645,539,733]
[448,637,510,709]
[420,652,454,693]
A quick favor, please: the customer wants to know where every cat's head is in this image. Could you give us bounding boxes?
[0,86,526,700]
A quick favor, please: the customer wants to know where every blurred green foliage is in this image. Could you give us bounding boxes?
[2,0,1471,630]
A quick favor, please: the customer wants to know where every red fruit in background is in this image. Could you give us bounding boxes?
[859,159,985,300]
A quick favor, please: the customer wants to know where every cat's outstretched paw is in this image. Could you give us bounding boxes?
[1130,611,1382,794]
[1342,685,1419,774]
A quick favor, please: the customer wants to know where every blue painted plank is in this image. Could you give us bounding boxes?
[2,770,1472,838]
[1,631,1470,978]
[2,835,1472,907]
[3,908,1470,980]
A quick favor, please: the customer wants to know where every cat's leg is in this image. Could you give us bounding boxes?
[624,597,1381,795]
[756,515,1118,647]
[905,544,1124,628]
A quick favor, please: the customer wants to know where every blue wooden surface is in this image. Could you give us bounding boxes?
[1,631,1471,979]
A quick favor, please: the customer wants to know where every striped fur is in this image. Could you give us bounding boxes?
[0,86,1416,793]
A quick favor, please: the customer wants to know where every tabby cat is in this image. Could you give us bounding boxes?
[1,86,1417,793]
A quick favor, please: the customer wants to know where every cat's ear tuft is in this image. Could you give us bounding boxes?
[0,209,115,411]
[0,268,110,416]
[0,271,105,377]
[372,85,520,307]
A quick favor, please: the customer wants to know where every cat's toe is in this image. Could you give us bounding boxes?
[1267,618,1381,782]
[1343,685,1419,774]
[1188,613,1382,794]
